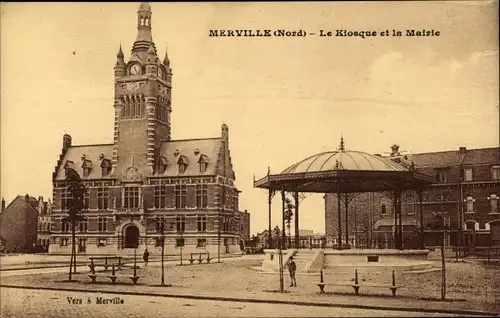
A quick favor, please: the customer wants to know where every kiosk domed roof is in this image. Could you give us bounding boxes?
[281,150,407,174]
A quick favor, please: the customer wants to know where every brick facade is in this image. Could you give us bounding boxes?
[48,3,248,256]
[0,195,39,253]
[325,147,500,250]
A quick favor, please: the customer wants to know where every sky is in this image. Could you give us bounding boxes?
[1,2,498,235]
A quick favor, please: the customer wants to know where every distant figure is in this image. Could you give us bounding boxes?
[287,256,297,287]
[143,249,150,266]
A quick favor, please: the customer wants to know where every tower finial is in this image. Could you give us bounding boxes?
[339,132,345,152]
[163,46,170,65]
[117,44,124,59]
[139,2,151,12]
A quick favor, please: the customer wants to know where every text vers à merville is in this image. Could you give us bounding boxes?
[209,29,440,38]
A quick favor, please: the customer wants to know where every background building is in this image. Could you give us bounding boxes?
[325,145,500,252]
[238,210,251,243]
[49,3,245,255]
[36,197,52,252]
[0,195,39,253]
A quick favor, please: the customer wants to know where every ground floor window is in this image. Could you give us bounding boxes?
[97,238,107,247]
[155,238,164,247]
[60,238,69,246]
[197,239,207,248]
[176,238,185,247]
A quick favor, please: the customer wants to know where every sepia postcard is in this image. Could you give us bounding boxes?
[0,1,499,317]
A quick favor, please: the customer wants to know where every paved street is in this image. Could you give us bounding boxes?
[1,287,456,318]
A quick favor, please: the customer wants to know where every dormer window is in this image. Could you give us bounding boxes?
[177,155,188,173]
[100,159,112,177]
[81,159,93,177]
[198,154,209,173]
[157,156,168,174]
[64,160,75,171]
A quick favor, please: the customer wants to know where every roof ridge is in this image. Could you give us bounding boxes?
[69,143,114,148]
[412,147,499,156]
[162,137,221,143]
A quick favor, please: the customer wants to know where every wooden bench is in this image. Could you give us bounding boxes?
[317,269,403,297]
[87,264,140,285]
[188,253,212,265]
[87,273,140,284]
[88,256,123,272]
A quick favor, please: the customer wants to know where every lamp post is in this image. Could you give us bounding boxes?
[160,222,165,286]
[178,228,184,266]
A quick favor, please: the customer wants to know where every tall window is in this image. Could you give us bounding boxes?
[492,166,500,180]
[232,194,239,212]
[466,196,474,213]
[176,215,186,232]
[463,168,473,181]
[83,187,90,210]
[437,171,448,183]
[155,217,165,232]
[98,217,107,232]
[61,187,70,211]
[196,184,208,208]
[154,185,167,208]
[97,186,109,210]
[197,215,207,232]
[222,217,231,232]
[175,185,187,208]
[62,221,70,232]
[490,194,498,214]
[124,187,140,208]
[381,204,387,215]
[78,219,88,232]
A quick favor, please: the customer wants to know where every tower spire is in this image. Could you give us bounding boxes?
[163,46,170,65]
[116,44,124,59]
[134,2,154,51]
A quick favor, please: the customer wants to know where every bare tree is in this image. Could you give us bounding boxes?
[62,168,85,281]
[284,197,294,248]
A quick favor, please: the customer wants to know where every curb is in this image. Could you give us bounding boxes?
[1,284,498,317]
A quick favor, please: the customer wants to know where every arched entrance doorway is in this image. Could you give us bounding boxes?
[123,224,140,248]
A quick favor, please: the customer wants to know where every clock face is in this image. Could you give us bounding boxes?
[130,64,141,75]
[158,67,164,78]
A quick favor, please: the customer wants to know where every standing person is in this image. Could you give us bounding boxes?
[143,249,150,267]
[287,256,297,287]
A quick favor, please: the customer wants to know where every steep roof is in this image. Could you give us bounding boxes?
[410,147,499,168]
[54,144,114,181]
[154,138,222,177]
[54,138,225,180]
[0,195,39,217]
[410,151,465,168]
[463,147,500,165]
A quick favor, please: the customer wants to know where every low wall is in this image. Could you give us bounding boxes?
[324,249,429,264]
[303,249,324,273]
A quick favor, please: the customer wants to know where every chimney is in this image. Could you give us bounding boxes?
[221,123,229,143]
[25,193,30,202]
[1,198,5,212]
[459,147,467,154]
[63,134,72,151]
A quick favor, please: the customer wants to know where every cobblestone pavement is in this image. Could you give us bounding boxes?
[1,257,498,316]
[1,287,457,318]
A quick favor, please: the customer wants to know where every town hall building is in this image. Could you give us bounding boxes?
[49,2,247,255]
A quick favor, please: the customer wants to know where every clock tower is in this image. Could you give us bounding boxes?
[112,2,172,180]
